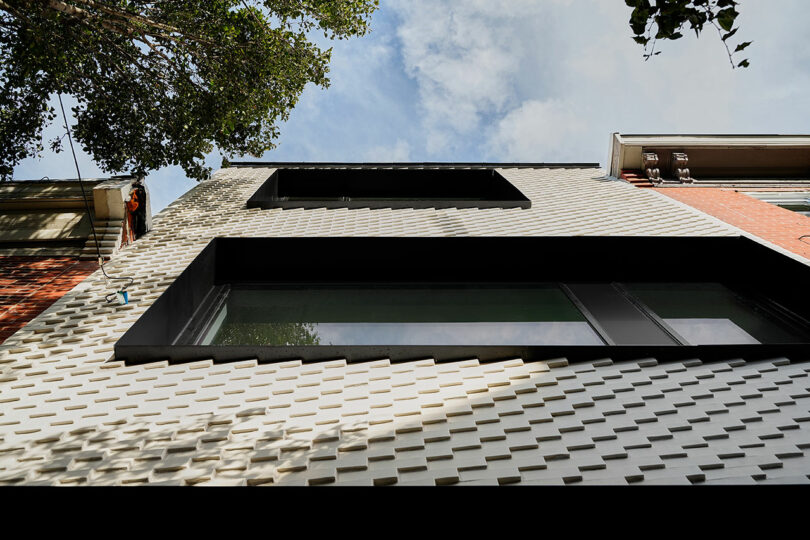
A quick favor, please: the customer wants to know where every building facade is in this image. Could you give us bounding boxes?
[1,160,808,486]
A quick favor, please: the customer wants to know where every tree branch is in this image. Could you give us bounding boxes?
[0,0,33,25]
[708,18,738,70]
[5,0,215,46]
[68,0,184,36]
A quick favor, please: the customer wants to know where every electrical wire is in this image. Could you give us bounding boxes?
[57,93,135,301]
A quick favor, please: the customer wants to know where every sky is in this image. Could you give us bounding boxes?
[11,0,810,214]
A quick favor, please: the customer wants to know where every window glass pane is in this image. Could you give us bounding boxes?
[201,285,603,346]
[744,193,810,217]
[625,282,809,345]
[664,318,759,345]
[777,203,810,217]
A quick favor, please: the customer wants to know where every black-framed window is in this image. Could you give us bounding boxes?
[115,237,810,365]
[197,284,604,347]
[187,281,810,349]
[245,168,532,209]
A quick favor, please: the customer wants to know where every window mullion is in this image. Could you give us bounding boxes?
[559,283,614,346]
[611,282,689,346]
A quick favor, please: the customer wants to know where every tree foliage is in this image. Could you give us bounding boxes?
[211,321,321,346]
[0,0,378,181]
[626,0,751,68]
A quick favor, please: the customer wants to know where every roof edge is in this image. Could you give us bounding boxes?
[4,175,135,184]
[609,133,810,178]
[226,162,601,169]
[617,133,810,138]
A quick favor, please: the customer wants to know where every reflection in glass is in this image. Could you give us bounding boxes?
[664,318,759,345]
[201,285,602,346]
[626,282,810,345]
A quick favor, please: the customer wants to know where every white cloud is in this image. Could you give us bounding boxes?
[391,0,560,153]
[363,139,412,162]
[390,0,810,164]
[488,99,588,162]
[306,31,398,110]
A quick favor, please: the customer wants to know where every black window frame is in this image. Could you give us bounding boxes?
[115,236,810,365]
[245,167,532,210]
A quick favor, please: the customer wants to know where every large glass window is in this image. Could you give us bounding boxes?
[196,282,810,348]
[625,282,810,345]
[114,236,810,364]
[200,285,603,346]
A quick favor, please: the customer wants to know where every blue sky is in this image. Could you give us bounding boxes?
[12,0,810,213]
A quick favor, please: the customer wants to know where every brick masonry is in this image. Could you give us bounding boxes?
[652,188,810,260]
[619,168,810,260]
[0,257,98,344]
[620,170,654,189]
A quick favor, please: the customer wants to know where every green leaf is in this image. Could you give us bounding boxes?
[627,1,749,70]
[717,8,738,31]
[734,41,752,52]
[737,59,750,68]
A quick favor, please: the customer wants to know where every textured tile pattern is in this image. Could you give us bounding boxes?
[1,356,808,486]
[5,166,805,486]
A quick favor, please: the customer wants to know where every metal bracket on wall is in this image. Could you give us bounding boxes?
[642,152,661,182]
[672,152,694,183]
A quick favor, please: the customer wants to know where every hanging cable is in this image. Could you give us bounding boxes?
[57,93,135,302]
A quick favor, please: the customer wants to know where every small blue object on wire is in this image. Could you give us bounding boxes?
[105,290,129,305]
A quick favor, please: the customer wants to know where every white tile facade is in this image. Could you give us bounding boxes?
[1,166,808,486]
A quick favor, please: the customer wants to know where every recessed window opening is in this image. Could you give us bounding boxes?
[114,237,810,364]
[246,168,532,209]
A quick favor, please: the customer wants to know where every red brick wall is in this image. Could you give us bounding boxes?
[620,170,654,188]
[0,257,98,344]
[654,187,810,260]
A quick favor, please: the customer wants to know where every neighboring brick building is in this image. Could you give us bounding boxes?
[0,177,151,344]
[650,188,810,260]
[0,257,98,343]
[2,158,809,487]
[609,134,810,261]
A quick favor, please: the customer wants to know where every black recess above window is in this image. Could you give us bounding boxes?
[245,167,532,209]
[115,237,810,365]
